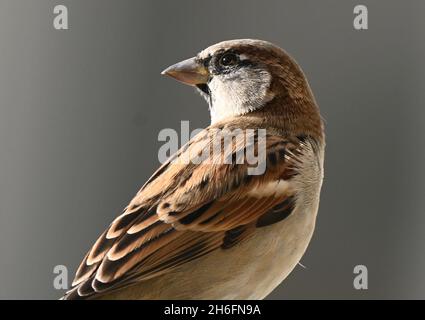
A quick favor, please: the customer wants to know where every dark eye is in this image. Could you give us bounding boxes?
[219,53,238,67]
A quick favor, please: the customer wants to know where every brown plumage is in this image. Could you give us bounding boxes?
[63,39,325,300]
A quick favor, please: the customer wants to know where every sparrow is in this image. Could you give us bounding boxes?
[63,39,325,300]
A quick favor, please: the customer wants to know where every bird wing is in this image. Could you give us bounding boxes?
[64,125,306,299]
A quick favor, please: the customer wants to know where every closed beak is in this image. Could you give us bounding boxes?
[161,57,209,86]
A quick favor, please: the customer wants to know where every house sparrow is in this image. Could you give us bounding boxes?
[63,39,325,300]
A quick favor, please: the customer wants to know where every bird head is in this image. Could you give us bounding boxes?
[162,39,319,127]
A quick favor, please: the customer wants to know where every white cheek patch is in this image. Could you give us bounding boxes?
[247,180,292,198]
[208,68,273,124]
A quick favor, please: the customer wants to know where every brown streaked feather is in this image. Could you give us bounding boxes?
[64,119,307,300]
[222,224,256,249]
[256,196,296,228]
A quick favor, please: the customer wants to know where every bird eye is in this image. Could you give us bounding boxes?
[219,53,238,67]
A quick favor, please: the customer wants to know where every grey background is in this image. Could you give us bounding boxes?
[0,0,424,299]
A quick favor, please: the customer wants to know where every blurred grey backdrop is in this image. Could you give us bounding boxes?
[0,0,424,299]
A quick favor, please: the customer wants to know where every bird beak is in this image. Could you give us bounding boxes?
[161,57,209,86]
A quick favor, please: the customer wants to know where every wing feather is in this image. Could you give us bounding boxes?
[64,123,306,299]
